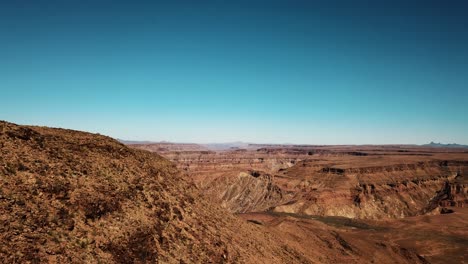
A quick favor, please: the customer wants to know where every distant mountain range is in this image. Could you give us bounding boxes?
[119,139,468,149]
[118,139,253,150]
[422,142,468,148]
[201,142,252,150]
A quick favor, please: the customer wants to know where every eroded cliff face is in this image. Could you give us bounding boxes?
[166,151,301,175]
[139,148,306,213]
[130,144,468,220]
[203,170,291,213]
[274,160,468,219]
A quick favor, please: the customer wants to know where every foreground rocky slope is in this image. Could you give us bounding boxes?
[0,122,302,263]
[1,121,429,263]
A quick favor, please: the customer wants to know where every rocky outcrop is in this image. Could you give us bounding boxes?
[423,173,467,212]
[204,170,291,213]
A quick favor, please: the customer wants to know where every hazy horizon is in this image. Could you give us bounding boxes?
[116,137,467,146]
[2,1,467,145]
[3,119,466,146]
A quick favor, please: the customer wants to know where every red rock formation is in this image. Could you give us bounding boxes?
[131,143,468,220]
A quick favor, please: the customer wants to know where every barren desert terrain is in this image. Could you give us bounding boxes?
[0,121,440,263]
[0,121,466,263]
[130,142,468,263]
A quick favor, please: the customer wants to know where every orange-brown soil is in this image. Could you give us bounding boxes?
[1,121,430,263]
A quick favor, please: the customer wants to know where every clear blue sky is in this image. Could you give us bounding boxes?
[1,1,467,144]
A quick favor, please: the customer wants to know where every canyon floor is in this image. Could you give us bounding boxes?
[130,142,468,263]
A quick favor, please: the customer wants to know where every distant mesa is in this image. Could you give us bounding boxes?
[120,140,255,151]
[423,141,468,148]
[202,142,252,151]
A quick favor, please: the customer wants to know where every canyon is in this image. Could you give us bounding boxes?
[130,142,468,263]
[0,121,466,263]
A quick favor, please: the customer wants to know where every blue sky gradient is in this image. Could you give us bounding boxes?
[1,1,467,144]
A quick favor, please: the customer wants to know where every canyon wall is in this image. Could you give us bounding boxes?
[273,160,468,219]
[129,144,468,219]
